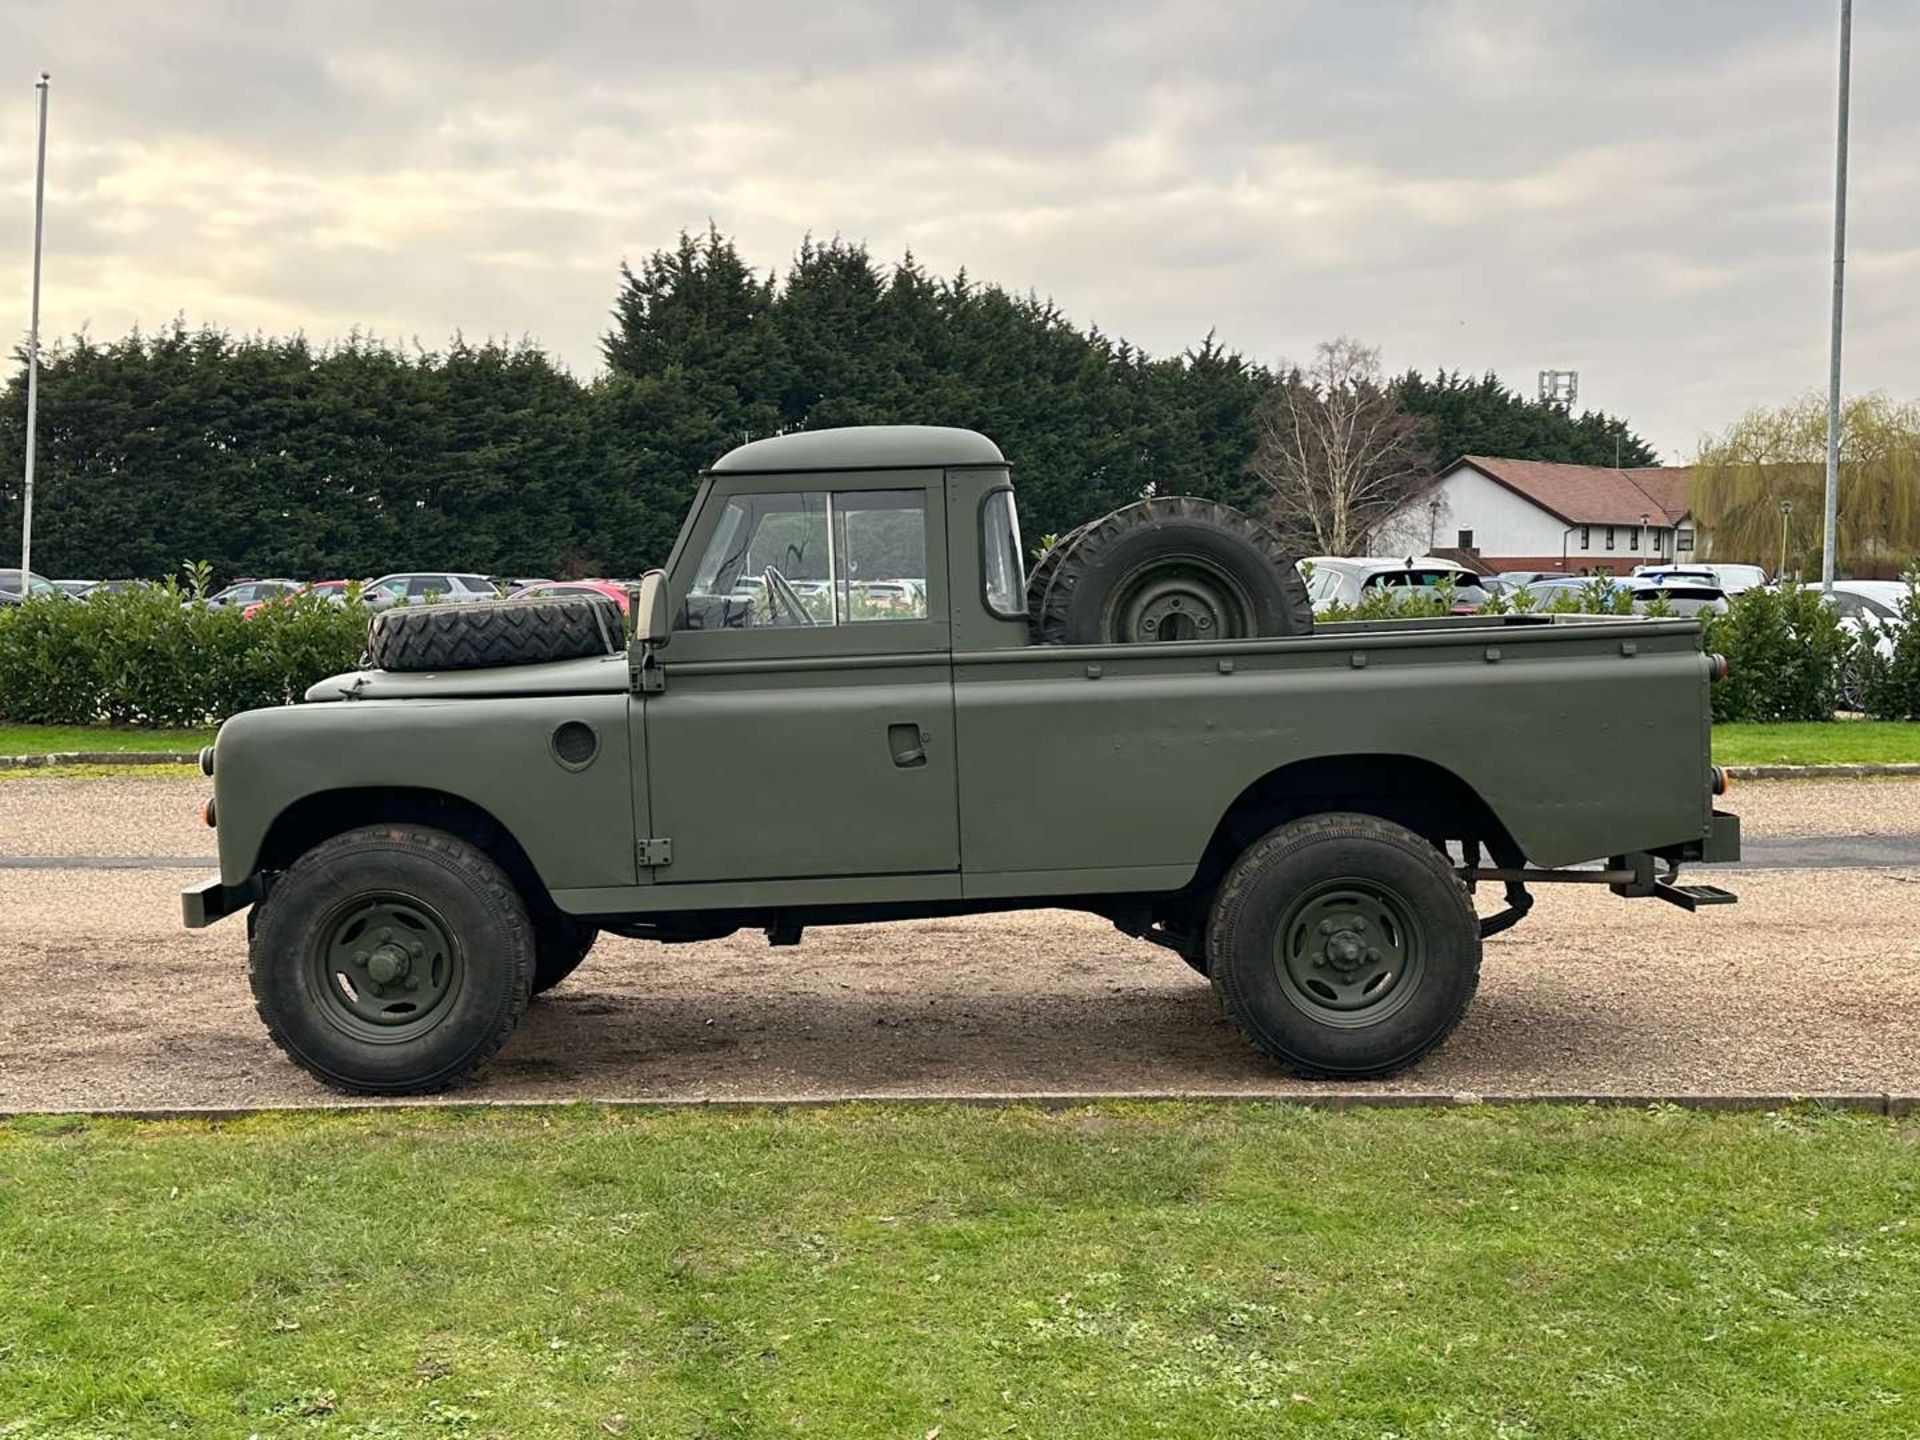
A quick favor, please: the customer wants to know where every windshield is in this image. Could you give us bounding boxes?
[981,488,1025,619]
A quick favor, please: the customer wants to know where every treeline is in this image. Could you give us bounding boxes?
[0,228,1654,581]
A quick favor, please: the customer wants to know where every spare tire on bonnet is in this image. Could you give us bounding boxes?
[367,595,624,673]
[1028,496,1313,645]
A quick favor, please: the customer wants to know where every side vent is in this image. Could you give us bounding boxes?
[551,720,599,770]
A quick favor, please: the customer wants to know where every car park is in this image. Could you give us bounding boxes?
[187,425,1738,1097]
[1301,556,1491,613]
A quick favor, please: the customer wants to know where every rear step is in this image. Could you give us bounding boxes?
[1652,881,1738,911]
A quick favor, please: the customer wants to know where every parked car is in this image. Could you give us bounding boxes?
[509,579,631,615]
[1635,563,1768,594]
[242,579,355,618]
[85,579,150,598]
[1822,581,1911,705]
[196,578,301,611]
[1301,556,1490,614]
[1625,577,1728,618]
[1488,569,1572,593]
[52,579,98,597]
[361,572,499,610]
[0,568,70,601]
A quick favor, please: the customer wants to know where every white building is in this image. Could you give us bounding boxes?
[1372,456,1696,575]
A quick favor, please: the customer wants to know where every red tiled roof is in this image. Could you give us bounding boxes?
[1454,456,1692,526]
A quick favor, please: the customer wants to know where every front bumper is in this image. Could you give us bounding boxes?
[182,874,263,929]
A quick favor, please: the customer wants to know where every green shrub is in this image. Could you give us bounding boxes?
[0,583,368,728]
[1699,584,1851,723]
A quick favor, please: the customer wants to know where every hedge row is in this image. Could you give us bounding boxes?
[3,573,1918,730]
[0,586,367,728]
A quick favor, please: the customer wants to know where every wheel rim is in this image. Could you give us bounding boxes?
[1104,554,1255,642]
[309,893,461,1040]
[1274,878,1427,1028]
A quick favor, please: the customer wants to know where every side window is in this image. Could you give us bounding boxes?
[681,489,928,630]
[981,488,1025,619]
[408,576,449,599]
[834,490,927,622]
[683,492,832,630]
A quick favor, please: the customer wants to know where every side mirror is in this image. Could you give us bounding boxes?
[632,570,670,649]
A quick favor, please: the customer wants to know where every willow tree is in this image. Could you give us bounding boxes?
[1691,393,1920,576]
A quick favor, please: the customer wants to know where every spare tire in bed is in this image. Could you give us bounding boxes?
[1028,496,1314,645]
[367,596,624,673]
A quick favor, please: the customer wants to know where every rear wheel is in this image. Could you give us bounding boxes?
[1206,813,1480,1079]
[249,825,534,1094]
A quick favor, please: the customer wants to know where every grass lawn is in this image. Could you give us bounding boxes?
[1714,720,1920,767]
[2,1104,1916,1438]
[0,723,214,755]
[0,762,199,782]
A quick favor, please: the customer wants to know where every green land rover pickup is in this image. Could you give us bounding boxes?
[184,426,1739,1094]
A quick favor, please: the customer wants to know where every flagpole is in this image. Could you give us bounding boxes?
[20,72,49,593]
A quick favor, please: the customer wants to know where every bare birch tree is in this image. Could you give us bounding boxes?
[1248,338,1434,554]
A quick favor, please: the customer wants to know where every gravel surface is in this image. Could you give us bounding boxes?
[0,778,1916,1111]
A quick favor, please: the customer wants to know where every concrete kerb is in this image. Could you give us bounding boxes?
[1724,763,1920,780]
[2,1090,1915,1122]
[0,751,200,769]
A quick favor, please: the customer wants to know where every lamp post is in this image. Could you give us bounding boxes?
[1821,0,1851,591]
[1779,498,1794,580]
[20,72,49,592]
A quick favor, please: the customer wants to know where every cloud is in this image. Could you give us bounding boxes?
[0,0,1914,457]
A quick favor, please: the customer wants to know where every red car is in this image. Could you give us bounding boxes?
[242,579,352,618]
[508,579,630,615]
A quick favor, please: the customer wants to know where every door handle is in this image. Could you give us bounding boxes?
[888,723,928,768]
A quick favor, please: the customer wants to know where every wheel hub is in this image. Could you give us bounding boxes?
[314,896,457,1032]
[1276,882,1426,1027]
[1108,558,1253,643]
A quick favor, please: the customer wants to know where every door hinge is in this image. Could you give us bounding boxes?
[637,838,673,868]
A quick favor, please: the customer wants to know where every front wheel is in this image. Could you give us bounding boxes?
[1206,813,1480,1079]
[249,825,535,1094]
[532,914,598,995]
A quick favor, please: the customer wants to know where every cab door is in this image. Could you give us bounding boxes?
[637,472,958,884]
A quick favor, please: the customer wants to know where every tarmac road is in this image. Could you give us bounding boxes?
[1,776,1916,1112]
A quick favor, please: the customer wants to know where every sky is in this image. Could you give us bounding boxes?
[1,0,1914,462]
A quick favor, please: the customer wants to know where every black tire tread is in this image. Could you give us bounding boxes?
[1028,496,1313,646]
[1207,812,1480,1080]
[531,915,597,996]
[248,824,534,1095]
[368,596,622,673]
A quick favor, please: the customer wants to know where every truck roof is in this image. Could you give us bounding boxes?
[709,425,1006,474]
